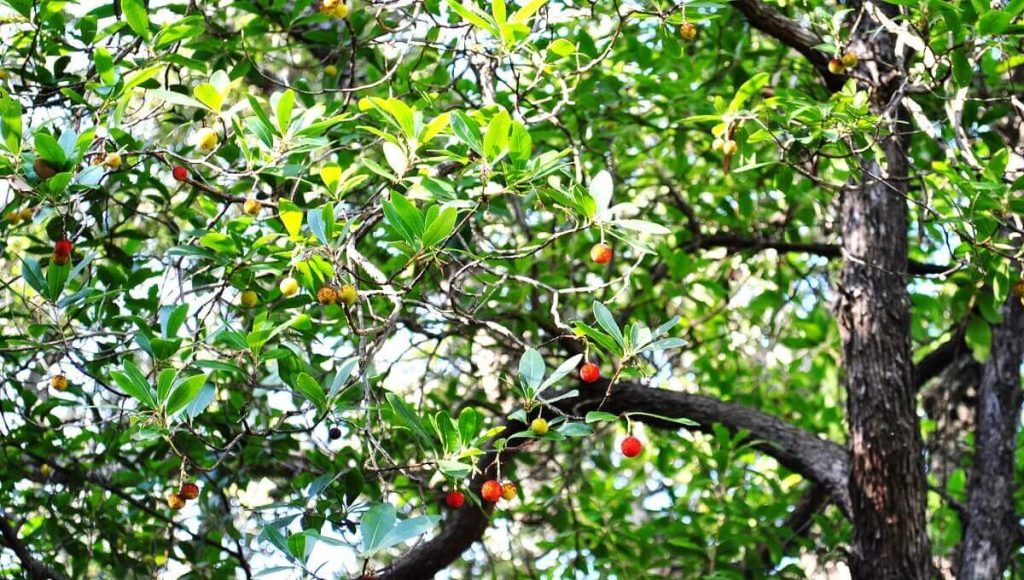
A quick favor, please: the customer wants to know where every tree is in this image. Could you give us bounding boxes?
[0,0,1022,577]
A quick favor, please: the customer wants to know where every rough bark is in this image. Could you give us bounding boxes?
[957,295,1024,578]
[837,7,933,571]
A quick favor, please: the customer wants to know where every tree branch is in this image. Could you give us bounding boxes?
[0,511,66,580]
[957,293,1024,578]
[730,0,846,91]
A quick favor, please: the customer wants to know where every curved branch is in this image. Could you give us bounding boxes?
[378,381,849,579]
[730,0,846,91]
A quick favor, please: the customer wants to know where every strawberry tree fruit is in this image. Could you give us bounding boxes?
[679,22,697,41]
[580,362,600,383]
[167,493,186,510]
[179,482,200,500]
[51,375,69,391]
[240,291,258,308]
[172,166,189,182]
[103,152,122,169]
[194,127,218,151]
[318,286,338,305]
[338,284,358,305]
[501,482,517,501]
[590,243,612,265]
[828,58,845,74]
[621,436,643,458]
[243,198,261,216]
[279,277,299,297]
[481,480,502,502]
[445,491,465,509]
[328,426,342,440]
[530,417,549,435]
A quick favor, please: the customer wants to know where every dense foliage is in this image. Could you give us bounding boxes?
[1,0,1023,577]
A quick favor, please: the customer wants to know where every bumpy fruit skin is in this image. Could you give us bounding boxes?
[590,243,612,265]
[51,375,69,391]
[179,482,200,500]
[481,480,503,502]
[530,417,549,435]
[172,166,189,182]
[318,286,338,305]
[679,22,697,41]
[18,208,33,221]
[243,198,261,216]
[33,158,58,179]
[54,239,73,257]
[621,436,643,458]
[580,362,600,383]
[167,493,186,510]
[446,491,465,508]
[5,211,20,224]
[240,290,259,308]
[280,277,299,297]
[195,127,219,152]
[320,0,348,18]
[51,252,70,265]
[324,64,339,76]
[501,482,517,501]
[104,152,122,169]
[841,51,858,69]
[722,140,738,156]
[328,426,342,440]
[828,58,845,75]
[337,284,358,305]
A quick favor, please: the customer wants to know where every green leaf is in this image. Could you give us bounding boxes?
[386,392,435,449]
[450,111,483,154]
[160,304,188,338]
[193,83,224,113]
[539,354,582,391]
[421,206,457,248]
[20,259,45,296]
[511,0,548,23]
[585,411,619,423]
[47,262,70,301]
[375,515,441,553]
[34,132,66,167]
[328,358,358,399]
[293,372,327,413]
[121,0,151,40]
[111,364,156,408]
[447,1,500,37]
[557,422,593,437]
[593,302,624,348]
[727,72,770,114]
[518,348,545,391]
[966,315,992,361]
[360,503,397,554]
[149,89,209,110]
[573,321,622,356]
[508,121,532,162]
[275,89,296,135]
[978,10,1012,35]
[483,110,511,160]
[166,374,207,416]
[278,200,304,241]
[0,96,23,154]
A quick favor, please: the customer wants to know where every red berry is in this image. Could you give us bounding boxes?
[445,491,465,508]
[580,362,600,383]
[54,239,72,256]
[172,166,189,182]
[179,482,200,500]
[590,243,612,265]
[621,436,642,458]
[481,479,502,502]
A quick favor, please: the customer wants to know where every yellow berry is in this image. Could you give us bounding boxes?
[194,127,219,152]
[104,152,122,169]
[279,277,300,297]
[501,482,517,501]
[828,58,845,75]
[679,23,697,41]
[167,493,186,510]
[5,211,21,224]
[721,140,738,156]
[0,69,7,80]
[243,198,261,216]
[337,284,357,305]
[51,375,69,391]
[240,290,258,308]
[324,64,338,77]
[842,51,858,69]
[19,208,33,221]
[530,417,549,435]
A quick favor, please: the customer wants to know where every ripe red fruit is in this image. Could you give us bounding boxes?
[179,482,200,500]
[621,436,643,458]
[580,362,600,383]
[481,479,502,502]
[590,243,612,264]
[172,166,189,182]
[445,491,465,509]
[54,239,72,256]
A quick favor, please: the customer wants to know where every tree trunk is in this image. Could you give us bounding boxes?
[957,291,1024,578]
[837,0,934,575]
